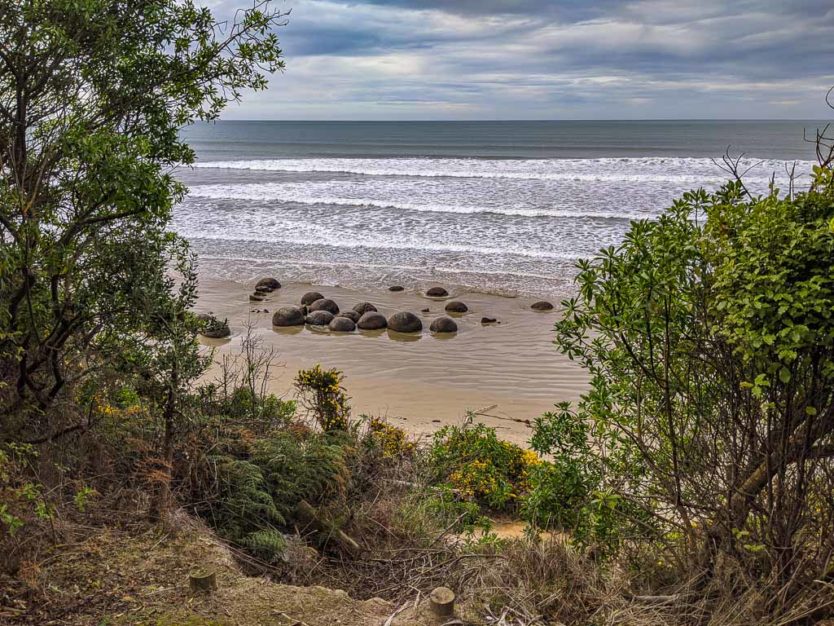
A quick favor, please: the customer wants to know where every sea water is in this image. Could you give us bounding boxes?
[175,120,822,297]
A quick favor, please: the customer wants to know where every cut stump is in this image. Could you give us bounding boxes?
[429,586,455,617]
[189,569,217,593]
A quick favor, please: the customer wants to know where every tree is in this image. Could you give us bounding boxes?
[0,0,286,442]
[539,142,834,611]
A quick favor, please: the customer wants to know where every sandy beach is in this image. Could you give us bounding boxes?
[196,277,588,445]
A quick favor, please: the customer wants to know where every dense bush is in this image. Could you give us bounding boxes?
[534,161,834,613]
[428,416,539,512]
[295,366,351,432]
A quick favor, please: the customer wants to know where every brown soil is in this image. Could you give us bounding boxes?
[3,512,477,626]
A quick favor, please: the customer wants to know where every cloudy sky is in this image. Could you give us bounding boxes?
[216,0,834,120]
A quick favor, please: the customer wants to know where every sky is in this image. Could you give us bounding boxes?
[212,0,834,120]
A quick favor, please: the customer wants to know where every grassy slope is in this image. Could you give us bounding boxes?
[13,512,400,626]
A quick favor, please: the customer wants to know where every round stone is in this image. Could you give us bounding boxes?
[272,306,305,327]
[329,317,356,332]
[357,311,388,330]
[198,314,231,339]
[430,317,458,334]
[301,291,325,306]
[338,311,360,323]
[352,302,377,315]
[306,310,334,326]
[426,287,449,297]
[309,298,340,315]
[444,301,468,313]
[388,285,404,292]
[255,277,281,292]
[531,301,554,311]
[388,311,423,333]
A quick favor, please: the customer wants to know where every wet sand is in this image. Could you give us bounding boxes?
[196,278,588,445]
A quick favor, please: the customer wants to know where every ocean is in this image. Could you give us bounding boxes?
[175,120,823,297]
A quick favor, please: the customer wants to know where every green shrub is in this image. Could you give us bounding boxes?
[251,431,352,518]
[221,386,295,425]
[393,485,491,540]
[207,457,287,562]
[190,429,353,562]
[545,161,834,605]
[295,366,351,432]
[428,416,538,512]
[361,416,416,459]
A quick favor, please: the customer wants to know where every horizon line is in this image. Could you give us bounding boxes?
[206,117,830,123]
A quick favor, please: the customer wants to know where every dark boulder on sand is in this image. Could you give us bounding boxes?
[388,311,422,333]
[481,316,497,324]
[256,277,281,292]
[388,285,404,292]
[301,291,324,306]
[329,316,356,332]
[430,317,458,334]
[352,302,377,315]
[338,311,360,323]
[309,298,340,315]
[357,312,388,330]
[198,313,231,339]
[272,306,305,327]
[306,310,334,326]
[531,301,554,311]
[426,287,448,297]
[444,301,468,313]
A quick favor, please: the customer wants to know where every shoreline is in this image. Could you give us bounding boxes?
[196,277,588,445]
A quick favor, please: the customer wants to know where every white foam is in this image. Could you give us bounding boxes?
[193,155,814,184]
[188,231,580,260]
[186,182,653,220]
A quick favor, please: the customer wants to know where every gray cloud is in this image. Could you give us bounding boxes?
[214,0,834,119]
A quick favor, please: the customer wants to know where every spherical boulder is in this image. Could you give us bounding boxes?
[306,310,334,326]
[388,311,423,333]
[329,316,356,332]
[352,302,377,315]
[357,311,388,330]
[444,301,468,313]
[389,285,404,292]
[198,314,231,339]
[272,306,305,327]
[256,277,281,292]
[301,291,324,306]
[430,317,458,334]
[531,301,554,311]
[309,298,340,315]
[426,287,448,297]
[338,311,360,323]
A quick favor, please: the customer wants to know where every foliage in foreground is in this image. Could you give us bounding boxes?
[533,162,834,616]
[0,0,285,445]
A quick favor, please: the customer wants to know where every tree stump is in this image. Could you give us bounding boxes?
[189,569,217,593]
[429,586,455,617]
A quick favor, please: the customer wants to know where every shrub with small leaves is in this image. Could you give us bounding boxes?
[428,416,538,512]
[294,366,351,432]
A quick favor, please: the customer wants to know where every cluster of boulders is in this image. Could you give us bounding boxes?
[198,278,554,340]
[273,290,449,335]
